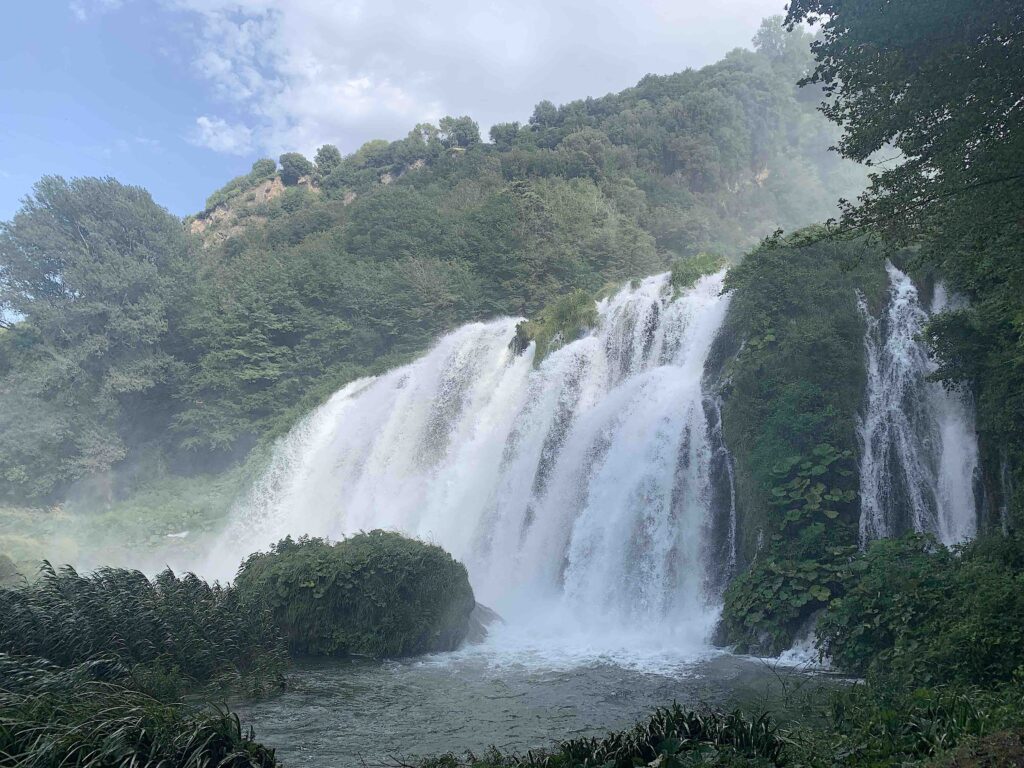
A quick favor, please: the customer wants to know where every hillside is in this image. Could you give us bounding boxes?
[0,18,865,508]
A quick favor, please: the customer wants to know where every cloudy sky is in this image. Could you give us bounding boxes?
[1,0,787,219]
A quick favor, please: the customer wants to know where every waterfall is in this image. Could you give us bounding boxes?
[205,271,733,641]
[858,262,979,546]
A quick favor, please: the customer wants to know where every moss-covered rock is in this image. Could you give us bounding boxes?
[234,531,476,658]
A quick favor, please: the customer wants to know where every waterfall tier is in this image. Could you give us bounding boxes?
[207,272,733,640]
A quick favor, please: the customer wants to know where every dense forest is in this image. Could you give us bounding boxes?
[0,18,862,509]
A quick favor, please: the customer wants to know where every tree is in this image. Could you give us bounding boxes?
[438,116,481,149]
[489,122,521,149]
[314,144,342,176]
[786,0,1024,525]
[529,100,559,128]
[0,176,192,499]
[279,152,314,185]
[250,158,277,178]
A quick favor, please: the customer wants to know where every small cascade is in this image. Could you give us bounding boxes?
[858,263,979,546]
[206,272,733,641]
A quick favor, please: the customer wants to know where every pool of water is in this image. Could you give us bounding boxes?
[233,625,832,767]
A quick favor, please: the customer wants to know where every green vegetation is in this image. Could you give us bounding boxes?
[234,531,476,658]
[3,4,1023,764]
[421,704,787,768]
[0,655,279,768]
[511,289,599,362]
[669,252,727,293]
[817,534,1024,688]
[0,177,193,502]
[204,158,278,212]
[0,563,285,698]
[0,18,867,514]
[0,533,480,764]
[278,152,314,186]
[712,232,887,654]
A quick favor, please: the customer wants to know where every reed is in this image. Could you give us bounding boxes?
[0,654,278,768]
[0,562,286,698]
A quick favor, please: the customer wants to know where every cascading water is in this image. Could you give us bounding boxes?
[858,262,979,546]
[206,271,733,647]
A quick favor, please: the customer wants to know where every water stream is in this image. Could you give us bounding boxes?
[858,263,979,546]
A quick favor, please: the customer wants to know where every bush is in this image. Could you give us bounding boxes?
[234,531,476,658]
[204,158,278,211]
[816,534,1024,686]
[0,563,285,698]
[0,654,278,768]
[669,252,726,293]
[510,289,598,363]
[420,703,788,768]
[816,681,1024,766]
[718,545,856,657]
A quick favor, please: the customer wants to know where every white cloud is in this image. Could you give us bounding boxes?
[190,116,254,155]
[69,0,126,21]
[165,0,786,157]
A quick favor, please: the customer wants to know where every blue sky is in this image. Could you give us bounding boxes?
[1,0,785,221]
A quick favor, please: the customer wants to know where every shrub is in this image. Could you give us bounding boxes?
[816,534,1024,686]
[817,681,1024,766]
[718,545,856,657]
[204,158,278,211]
[0,654,278,768]
[419,703,788,767]
[0,563,286,698]
[234,531,476,658]
[669,252,726,293]
[510,289,598,363]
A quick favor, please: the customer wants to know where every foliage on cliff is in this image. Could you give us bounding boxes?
[817,533,1024,688]
[712,231,888,653]
[511,289,599,363]
[234,531,476,658]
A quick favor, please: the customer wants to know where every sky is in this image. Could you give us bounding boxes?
[1,0,787,220]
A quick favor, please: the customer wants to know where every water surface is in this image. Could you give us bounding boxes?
[235,632,830,768]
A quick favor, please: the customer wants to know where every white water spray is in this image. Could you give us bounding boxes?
[858,263,979,546]
[206,272,733,645]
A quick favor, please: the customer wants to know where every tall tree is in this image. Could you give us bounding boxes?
[0,177,191,499]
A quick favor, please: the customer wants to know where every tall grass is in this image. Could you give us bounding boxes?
[418,703,789,767]
[0,654,278,768]
[0,563,286,698]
